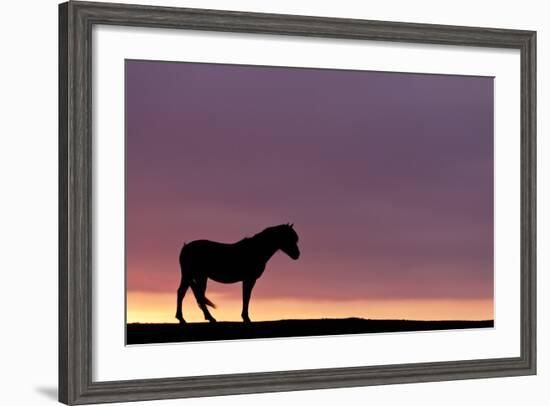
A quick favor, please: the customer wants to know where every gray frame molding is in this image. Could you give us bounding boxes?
[59,1,536,404]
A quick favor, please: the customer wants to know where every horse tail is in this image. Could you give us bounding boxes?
[190,279,216,308]
[202,295,216,309]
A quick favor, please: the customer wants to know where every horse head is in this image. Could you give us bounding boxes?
[275,223,300,260]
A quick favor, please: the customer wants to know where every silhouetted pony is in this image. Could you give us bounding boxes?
[175,224,300,324]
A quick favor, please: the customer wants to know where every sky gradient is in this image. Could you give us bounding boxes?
[125,60,494,323]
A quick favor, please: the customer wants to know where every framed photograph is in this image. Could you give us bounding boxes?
[59,1,536,404]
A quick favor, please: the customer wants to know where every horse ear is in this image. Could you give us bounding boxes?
[290,223,294,228]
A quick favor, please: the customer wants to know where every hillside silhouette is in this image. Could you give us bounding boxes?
[127,318,494,344]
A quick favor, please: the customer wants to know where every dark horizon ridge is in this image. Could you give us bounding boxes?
[127,318,494,345]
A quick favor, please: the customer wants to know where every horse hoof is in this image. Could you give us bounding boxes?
[207,318,217,323]
[177,318,186,325]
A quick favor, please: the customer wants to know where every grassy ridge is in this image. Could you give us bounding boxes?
[127,318,494,344]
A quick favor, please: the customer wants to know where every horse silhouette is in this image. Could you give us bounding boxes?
[175,224,300,324]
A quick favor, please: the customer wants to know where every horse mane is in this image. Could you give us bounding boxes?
[235,236,252,246]
[235,224,290,247]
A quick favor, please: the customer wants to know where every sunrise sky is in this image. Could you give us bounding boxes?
[125,60,494,323]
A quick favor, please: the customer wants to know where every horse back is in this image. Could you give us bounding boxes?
[180,239,229,262]
[179,239,263,283]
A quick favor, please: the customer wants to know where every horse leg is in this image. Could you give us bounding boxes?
[175,275,191,324]
[191,276,217,323]
[241,278,256,323]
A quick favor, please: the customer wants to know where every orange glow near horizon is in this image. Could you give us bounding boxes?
[127,291,493,324]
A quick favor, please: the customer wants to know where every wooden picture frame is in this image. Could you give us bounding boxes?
[59,1,536,404]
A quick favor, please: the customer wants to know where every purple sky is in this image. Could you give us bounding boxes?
[126,60,493,302]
